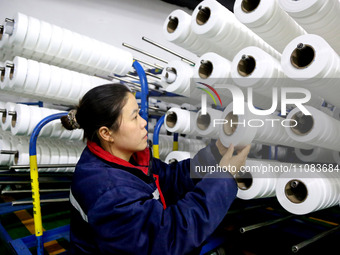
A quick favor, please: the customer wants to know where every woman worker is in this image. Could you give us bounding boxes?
[61,83,250,255]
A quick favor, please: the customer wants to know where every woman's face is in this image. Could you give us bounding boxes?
[110,93,148,160]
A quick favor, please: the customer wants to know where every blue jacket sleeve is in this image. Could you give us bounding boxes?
[153,140,224,205]
[88,172,237,255]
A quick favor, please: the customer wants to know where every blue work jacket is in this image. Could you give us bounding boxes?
[69,140,237,254]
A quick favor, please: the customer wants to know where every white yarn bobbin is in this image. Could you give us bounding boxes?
[54,28,73,60]
[27,106,43,135]
[195,107,222,138]
[0,62,10,90]
[66,32,83,64]
[56,68,72,99]
[22,16,40,51]
[34,62,52,96]
[0,135,14,165]
[8,13,29,46]
[46,65,62,97]
[76,35,94,67]
[7,56,28,89]
[43,24,64,62]
[165,150,193,164]
[67,71,83,103]
[164,107,198,135]
[34,20,52,54]
[39,108,55,137]
[11,104,31,135]
[2,102,17,131]
[14,142,30,166]
[23,58,40,93]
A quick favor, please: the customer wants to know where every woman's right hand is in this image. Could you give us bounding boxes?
[219,144,251,175]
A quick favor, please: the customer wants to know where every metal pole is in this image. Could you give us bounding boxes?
[292,224,340,253]
[5,63,14,69]
[122,42,168,64]
[133,57,164,69]
[2,189,70,194]
[240,215,293,233]
[109,75,141,91]
[149,106,167,113]
[10,164,76,169]
[0,150,18,155]
[0,180,72,184]
[12,198,69,205]
[28,112,68,255]
[145,71,161,80]
[125,73,142,81]
[142,36,195,66]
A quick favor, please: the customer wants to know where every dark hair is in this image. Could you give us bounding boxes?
[61,83,131,144]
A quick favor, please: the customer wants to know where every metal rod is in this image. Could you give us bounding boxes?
[0,150,18,155]
[0,173,73,177]
[122,42,168,64]
[181,59,196,66]
[6,63,14,68]
[125,74,163,89]
[110,75,165,95]
[2,189,70,194]
[292,224,340,253]
[149,106,167,113]
[94,74,112,81]
[133,57,163,69]
[142,36,195,66]
[9,164,76,169]
[12,198,69,205]
[145,71,161,80]
[125,73,141,81]
[125,73,161,85]
[109,75,141,91]
[240,215,293,233]
[7,111,16,116]
[0,180,71,184]
[5,18,14,23]
[4,18,15,36]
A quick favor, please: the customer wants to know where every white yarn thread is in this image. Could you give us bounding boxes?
[194,107,222,138]
[278,0,340,54]
[281,34,340,109]
[162,9,214,56]
[276,170,340,215]
[236,159,287,200]
[218,102,312,150]
[165,150,194,164]
[191,0,280,60]
[234,0,306,53]
[2,12,133,75]
[295,147,336,164]
[164,107,198,136]
[285,106,340,151]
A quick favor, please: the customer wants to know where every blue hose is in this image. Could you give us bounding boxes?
[132,60,149,129]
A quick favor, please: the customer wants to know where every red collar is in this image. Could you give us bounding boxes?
[87,140,150,175]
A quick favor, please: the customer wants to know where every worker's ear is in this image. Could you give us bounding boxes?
[98,126,114,142]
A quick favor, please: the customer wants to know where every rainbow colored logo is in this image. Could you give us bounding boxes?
[196,82,222,106]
